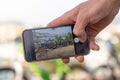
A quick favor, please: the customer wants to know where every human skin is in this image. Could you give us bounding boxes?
[47,0,120,63]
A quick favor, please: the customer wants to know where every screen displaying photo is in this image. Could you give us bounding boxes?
[32,26,75,60]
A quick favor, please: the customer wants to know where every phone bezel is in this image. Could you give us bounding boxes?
[22,30,36,62]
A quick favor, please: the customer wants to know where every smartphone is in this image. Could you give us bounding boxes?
[22,25,90,62]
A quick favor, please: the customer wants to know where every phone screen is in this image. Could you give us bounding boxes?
[31,26,75,60]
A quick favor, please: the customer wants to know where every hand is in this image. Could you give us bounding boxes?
[47,0,120,63]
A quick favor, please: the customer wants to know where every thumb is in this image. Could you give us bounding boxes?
[73,13,89,43]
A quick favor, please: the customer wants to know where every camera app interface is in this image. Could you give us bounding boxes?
[32,26,75,60]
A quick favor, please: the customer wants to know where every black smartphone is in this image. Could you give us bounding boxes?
[22,25,90,62]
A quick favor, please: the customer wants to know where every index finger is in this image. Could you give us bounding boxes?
[47,12,75,27]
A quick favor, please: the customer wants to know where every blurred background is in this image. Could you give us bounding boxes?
[0,0,120,80]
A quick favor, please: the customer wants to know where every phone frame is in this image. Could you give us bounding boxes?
[22,25,89,62]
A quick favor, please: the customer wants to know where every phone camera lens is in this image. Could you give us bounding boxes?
[74,37,79,43]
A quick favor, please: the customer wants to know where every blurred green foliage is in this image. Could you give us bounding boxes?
[18,43,24,55]
[115,41,120,59]
[27,60,71,80]
[29,62,50,80]
[56,60,71,77]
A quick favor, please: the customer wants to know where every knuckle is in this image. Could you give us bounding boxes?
[73,29,85,37]
[73,29,80,37]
